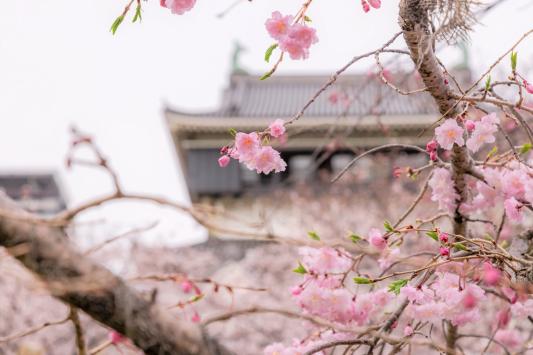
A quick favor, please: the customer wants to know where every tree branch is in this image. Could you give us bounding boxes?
[0,192,231,355]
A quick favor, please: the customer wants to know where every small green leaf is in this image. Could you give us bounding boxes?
[260,70,274,81]
[453,242,467,251]
[511,51,518,71]
[110,15,125,35]
[388,279,408,295]
[520,143,532,154]
[190,294,203,303]
[293,262,307,274]
[228,128,237,137]
[384,220,394,232]
[132,4,142,23]
[353,277,373,285]
[487,146,498,159]
[308,231,320,241]
[485,75,491,91]
[264,43,278,63]
[426,231,438,242]
[303,15,312,22]
[349,233,361,243]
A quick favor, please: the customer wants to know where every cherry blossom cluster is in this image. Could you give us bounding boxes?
[290,247,393,325]
[265,11,318,60]
[401,272,486,326]
[218,119,287,175]
[434,113,499,153]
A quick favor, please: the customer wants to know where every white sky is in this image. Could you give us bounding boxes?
[1,0,532,246]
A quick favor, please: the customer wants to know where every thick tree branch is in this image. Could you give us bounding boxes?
[0,192,231,355]
[398,0,474,351]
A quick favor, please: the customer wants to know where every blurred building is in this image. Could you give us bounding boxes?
[0,173,66,215]
[165,72,437,202]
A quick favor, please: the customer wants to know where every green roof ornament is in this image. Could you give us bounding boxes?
[231,41,248,74]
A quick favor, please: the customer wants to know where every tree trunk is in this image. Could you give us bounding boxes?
[398,0,471,350]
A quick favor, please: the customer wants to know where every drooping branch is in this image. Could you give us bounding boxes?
[0,192,232,355]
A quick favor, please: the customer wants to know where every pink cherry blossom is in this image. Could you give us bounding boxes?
[252,146,287,174]
[294,283,357,324]
[426,139,438,152]
[269,119,286,138]
[368,228,387,251]
[435,119,465,150]
[218,155,230,168]
[439,247,450,257]
[494,329,524,350]
[234,132,261,162]
[502,287,518,303]
[378,248,399,270]
[279,24,318,60]
[438,232,449,243]
[403,325,414,337]
[511,299,533,318]
[482,262,501,286]
[181,280,193,293]
[361,0,370,12]
[504,197,523,223]
[401,285,425,303]
[265,12,293,41]
[160,0,196,15]
[190,311,201,323]
[109,331,125,344]
[501,169,526,198]
[429,168,459,212]
[496,308,511,328]
[465,120,476,132]
[368,0,381,8]
[299,247,352,275]
[466,113,499,153]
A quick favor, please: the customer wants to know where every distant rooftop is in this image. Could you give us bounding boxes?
[166,73,437,119]
[165,72,446,199]
[0,173,66,215]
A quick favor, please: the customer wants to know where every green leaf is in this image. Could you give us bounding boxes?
[293,262,307,274]
[264,43,278,63]
[511,51,518,71]
[307,231,320,241]
[228,128,237,137]
[453,242,467,251]
[388,279,408,295]
[520,143,532,154]
[190,294,204,303]
[383,220,394,232]
[487,146,498,159]
[349,233,361,243]
[110,15,125,35]
[303,15,312,22]
[260,70,274,81]
[353,277,373,285]
[485,75,491,91]
[132,4,142,23]
[426,231,438,242]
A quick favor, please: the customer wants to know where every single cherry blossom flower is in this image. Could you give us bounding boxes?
[435,119,465,150]
[268,119,286,138]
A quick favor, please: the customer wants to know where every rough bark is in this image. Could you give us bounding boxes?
[398,0,472,350]
[0,192,231,355]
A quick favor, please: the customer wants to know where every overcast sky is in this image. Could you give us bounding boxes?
[1,0,532,246]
